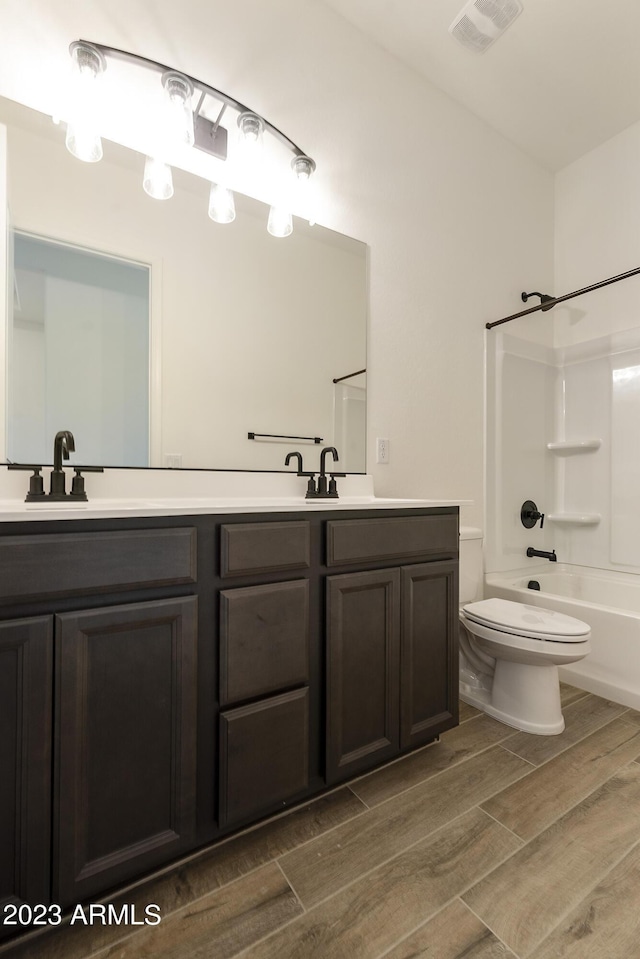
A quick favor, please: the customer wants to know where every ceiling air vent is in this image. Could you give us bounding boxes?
[449,0,523,53]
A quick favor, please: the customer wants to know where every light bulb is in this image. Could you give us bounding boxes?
[267,206,293,238]
[237,112,264,151]
[143,157,174,200]
[208,183,236,224]
[65,124,103,162]
[65,41,106,163]
[161,71,195,149]
[291,155,316,181]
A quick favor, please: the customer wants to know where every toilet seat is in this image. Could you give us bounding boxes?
[462,598,590,643]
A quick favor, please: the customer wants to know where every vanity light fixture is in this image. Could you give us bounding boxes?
[161,71,195,148]
[143,156,174,200]
[208,182,236,223]
[237,111,264,150]
[65,41,106,162]
[267,206,293,238]
[292,155,316,180]
[62,40,316,236]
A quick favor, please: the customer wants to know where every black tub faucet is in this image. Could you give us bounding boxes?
[51,430,75,496]
[526,547,557,562]
[521,500,544,529]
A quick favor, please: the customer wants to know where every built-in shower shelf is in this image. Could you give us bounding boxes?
[547,513,601,525]
[546,439,602,453]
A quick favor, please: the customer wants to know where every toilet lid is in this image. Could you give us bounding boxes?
[462,598,590,642]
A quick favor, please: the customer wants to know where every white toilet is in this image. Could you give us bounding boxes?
[458,528,591,735]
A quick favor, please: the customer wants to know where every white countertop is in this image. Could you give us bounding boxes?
[0,468,469,521]
[0,496,465,522]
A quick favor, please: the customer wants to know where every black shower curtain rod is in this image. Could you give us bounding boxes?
[485,265,640,330]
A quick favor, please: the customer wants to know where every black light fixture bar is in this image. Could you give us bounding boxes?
[79,39,309,160]
[486,265,640,330]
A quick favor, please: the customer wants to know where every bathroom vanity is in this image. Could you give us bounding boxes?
[0,495,459,934]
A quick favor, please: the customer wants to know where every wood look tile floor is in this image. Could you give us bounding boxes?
[6,684,640,959]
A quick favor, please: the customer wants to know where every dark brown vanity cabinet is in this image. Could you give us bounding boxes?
[218,522,311,827]
[0,617,52,938]
[0,506,457,938]
[325,516,459,783]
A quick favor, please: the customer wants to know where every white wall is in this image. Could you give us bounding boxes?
[0,0,555,516]
[555,120,640,345]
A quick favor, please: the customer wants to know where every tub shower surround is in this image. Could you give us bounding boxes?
[486,324,640,710]
[487,325,640,574]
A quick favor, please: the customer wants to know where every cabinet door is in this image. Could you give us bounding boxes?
[401,561,458,749]
[326,569,400,783]
[54,596,197,906]
[0,617,52,935]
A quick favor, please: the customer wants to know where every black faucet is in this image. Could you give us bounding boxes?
[8,431,103,502]
[317,446,339,497]
[285,451,303,472]
[50,430,75,497]
[526,547,557,562]
[285,451,318,498]
[296,446,345,499]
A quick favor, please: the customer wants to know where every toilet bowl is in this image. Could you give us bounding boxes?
[458,529,591,735]
[460,598,591,734]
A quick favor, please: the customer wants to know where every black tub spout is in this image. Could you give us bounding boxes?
[526,547,557,562]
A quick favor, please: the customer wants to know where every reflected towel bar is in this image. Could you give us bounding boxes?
[248,432,323,443]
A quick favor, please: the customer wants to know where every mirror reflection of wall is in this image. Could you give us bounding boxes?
[333,380,366,473]
[1,97,368,472]
[10,233,150,467]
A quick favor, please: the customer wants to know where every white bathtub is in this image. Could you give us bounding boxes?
[485,564,640,711]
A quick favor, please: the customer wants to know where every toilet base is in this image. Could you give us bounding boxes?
[460,660,565,735]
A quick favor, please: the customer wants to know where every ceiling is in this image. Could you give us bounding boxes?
[319,0,640,171]
[0,0,638,176]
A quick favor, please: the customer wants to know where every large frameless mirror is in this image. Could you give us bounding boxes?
[1,96,367,472]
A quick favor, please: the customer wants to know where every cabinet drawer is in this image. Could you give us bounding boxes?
[0,528,197,603]
[220,521,310,577]
[220,580,309,706]
[326,514,458,567]
[219,688,309,827]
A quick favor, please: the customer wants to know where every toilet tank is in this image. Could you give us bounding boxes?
[459,527,483,604]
